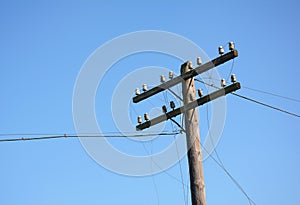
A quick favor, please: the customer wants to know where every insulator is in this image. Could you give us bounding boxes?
[162,105,167,113]
[169,71,174,79]
[229,42,235,51]
[142,84,147,92]
[170,101,175,109]
[137,116,142,124]
[218,46,224,55]
[197,57,202,66]
[160,75,166,83]
[231,74,236,83]
[198,89,203,97]
[144,113,149,121]
[221,78,226,87]
[135,88,140,95]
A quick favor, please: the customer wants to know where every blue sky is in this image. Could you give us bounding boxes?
[0,0,300,205]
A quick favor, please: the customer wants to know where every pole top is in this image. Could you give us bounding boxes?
[181,61,193,74]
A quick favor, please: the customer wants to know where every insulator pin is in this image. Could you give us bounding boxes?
[144,113,149,121]
[169,71,174,79]
[135,88,140,95]
[197,57,202,65]
[160,75,166,83]
[142,84,147,92]
[229,42,235,51]
[170,101,175,109]
[231,74,236,83]
[198,89,203,97]
[137,116,142,124]
[218,46,224,55]
[221,79,226,87]
[162,105,167,113]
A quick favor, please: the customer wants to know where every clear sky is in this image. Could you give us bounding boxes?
[1,0,300,205]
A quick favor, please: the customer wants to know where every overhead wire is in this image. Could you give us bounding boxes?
[226,58,235,82]
[199,140,257,205]
[173,76,185,130]
[232,92,300,118]
[243,86,300,103]
[201,52,300,105]
[129,100,139,127]
[0,132,180,143]
[195,78,300,118]
[173,134,188,205]
[150,136,160,205]
[167,88,183,102]
[204,72,225,167]
[223,49,297,106]
[163,76,188,204]
[204,95,255,205]
[169,121,256,205]
[206,99,224,168]
[223,55,300,103]
[132,78,188,204]
[141,138,196,205]
[200,76,300,104]
[140,132,188,205]
[141,142,160,205]
[164,87,187,204]
[151,173,160,205]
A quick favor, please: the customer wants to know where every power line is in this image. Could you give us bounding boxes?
[226,59,235,82]
[0,132,180,143]
[206,103,225,168]
[169,120,256,205]
[243,86,300,103]
[200,77,300,103]
[195,79,300,118]
[232,93,300,118]
[224,56,300,103]
[200,142,257,205]
[195,74,256,204]
[173,134,188,205]
[140,142,160,205]
[162,92,187,205]
[140,133,189,205]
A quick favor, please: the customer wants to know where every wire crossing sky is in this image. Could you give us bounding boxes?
[0,132,180,142]
[195,79,300,118]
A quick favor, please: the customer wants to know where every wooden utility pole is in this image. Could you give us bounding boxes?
[181,62,206,205]
[133,47,240,205]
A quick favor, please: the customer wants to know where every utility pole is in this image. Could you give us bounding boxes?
[133,44,240,205]
[181,62,206,205]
